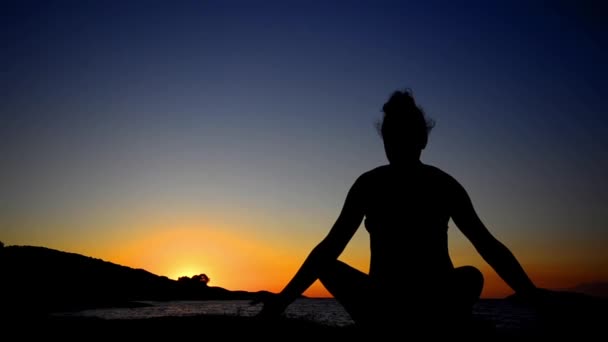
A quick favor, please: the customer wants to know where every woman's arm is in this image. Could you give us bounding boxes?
[449,177,537,296]
[255,176,367,316]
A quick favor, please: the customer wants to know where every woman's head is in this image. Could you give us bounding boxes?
[379,89,434,164]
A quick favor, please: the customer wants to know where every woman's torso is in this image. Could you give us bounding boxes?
[361,163,455,293]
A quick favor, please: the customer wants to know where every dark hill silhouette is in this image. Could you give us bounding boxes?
[1,245,264,316]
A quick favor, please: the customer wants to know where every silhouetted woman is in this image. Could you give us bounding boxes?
[254,89,541,332]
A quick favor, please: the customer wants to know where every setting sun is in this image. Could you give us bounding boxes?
[169,264,213,282]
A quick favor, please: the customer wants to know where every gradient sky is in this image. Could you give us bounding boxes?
[1,0,606,298]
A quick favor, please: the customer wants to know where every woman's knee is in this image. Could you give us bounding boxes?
[318,260,373,326]
[455,266,484,297]
[318,259,345,280]
[318,260,370,297]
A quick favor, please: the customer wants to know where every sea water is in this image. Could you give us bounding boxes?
[52,298,539,331]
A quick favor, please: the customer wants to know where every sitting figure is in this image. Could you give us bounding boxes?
[253,89,545,333]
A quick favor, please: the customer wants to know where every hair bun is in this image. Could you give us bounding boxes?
[382,90,417,115]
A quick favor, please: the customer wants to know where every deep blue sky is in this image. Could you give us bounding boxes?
[1,1,606,296]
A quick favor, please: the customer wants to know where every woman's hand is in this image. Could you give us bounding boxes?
[250,291,291,319]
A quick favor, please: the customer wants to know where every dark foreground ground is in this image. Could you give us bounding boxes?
[4,292,605,340]
[4,310,604,341]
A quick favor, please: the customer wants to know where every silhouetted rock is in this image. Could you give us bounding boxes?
[0,245,262,317]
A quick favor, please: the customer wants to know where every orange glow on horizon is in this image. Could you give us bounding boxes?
[92,220,313,293]
[7,217,603,300]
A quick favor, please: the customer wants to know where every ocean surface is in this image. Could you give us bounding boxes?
[52,298,539,332]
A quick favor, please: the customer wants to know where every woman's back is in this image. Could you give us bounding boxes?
[361,162,456,292]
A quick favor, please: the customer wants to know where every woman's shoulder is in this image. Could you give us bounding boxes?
[357,163,460,185]
[420,163,464,190]
[360,165,392,179]
[348,166,390,191]
[359,163,449,179]
[421,163,451,178]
